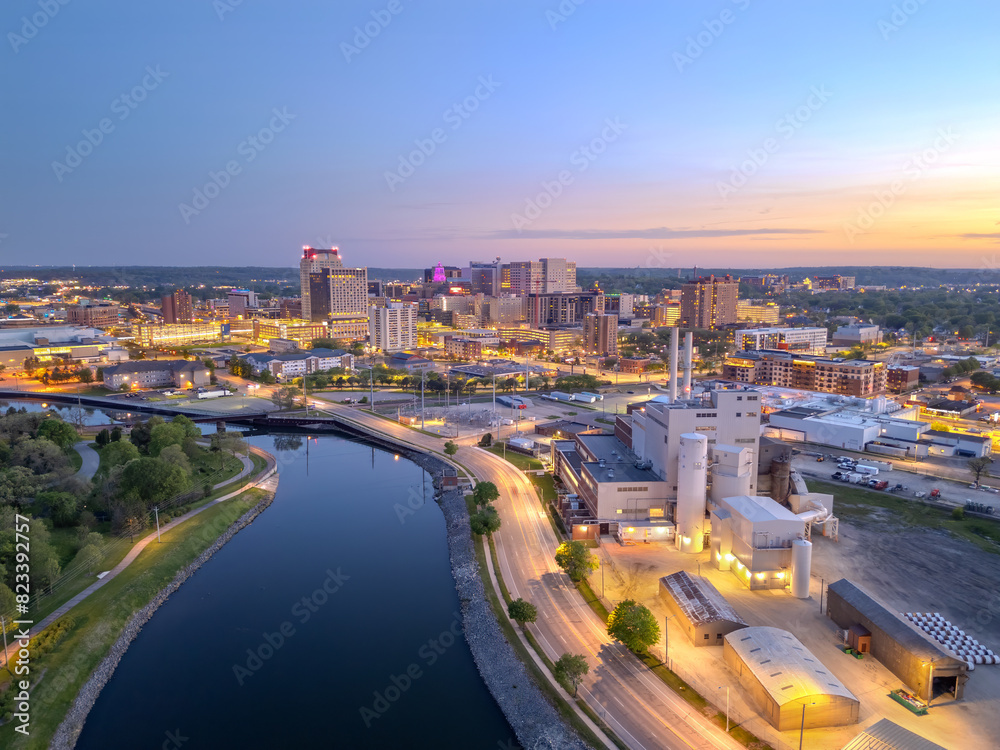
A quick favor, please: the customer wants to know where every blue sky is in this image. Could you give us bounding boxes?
[2,0,998,269]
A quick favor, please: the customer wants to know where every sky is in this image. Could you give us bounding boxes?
[2,1,998,270]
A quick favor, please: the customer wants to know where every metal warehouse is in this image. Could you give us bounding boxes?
[841,718,947,750]
[658,571,747,647]
[826,579,969,703]
[723,626,860,731]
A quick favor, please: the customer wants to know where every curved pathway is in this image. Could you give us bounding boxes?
[73,441,100,481]
[0,449,276,669]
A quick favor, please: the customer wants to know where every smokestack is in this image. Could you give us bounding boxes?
[669,326,679,402]
[682,331,693,397]
[676,433,708,554]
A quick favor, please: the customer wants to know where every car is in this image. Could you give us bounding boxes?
[626,390,634,394]
[832,472,843,480]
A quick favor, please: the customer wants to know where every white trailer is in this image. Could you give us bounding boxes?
[855,465,879,476]
[572,393,597,403]
[197,388,230,400]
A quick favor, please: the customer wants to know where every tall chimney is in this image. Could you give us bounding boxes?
[682,331,693,397]
[676,433,708,554]
[669,326,679,402]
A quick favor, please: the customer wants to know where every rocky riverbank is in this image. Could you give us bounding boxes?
[405,450,588,750]
[50,487,278,750]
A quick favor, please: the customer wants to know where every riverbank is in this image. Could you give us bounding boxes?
[404,450,588,750]
[49,482,278,749]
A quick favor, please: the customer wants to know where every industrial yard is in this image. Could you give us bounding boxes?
[590,491,1000,749]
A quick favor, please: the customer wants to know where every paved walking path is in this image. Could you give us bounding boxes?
[0,452,276,669]
[72,441,100,481]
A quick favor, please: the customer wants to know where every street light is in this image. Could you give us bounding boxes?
[718,686,730,733]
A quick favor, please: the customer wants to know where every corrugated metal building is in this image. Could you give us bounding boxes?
[826,579,969,703]
[659,571,747,646]
[724,626,860,731]
[841,718,948,750]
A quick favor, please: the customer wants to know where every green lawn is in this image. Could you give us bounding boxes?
[809,479,1000,555]
[0,489,265,749]
[487,444,543,471]
[67,446,83,472]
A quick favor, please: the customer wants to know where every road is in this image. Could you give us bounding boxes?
[320,397,745,750]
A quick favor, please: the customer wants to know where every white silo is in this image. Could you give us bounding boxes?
[676,433,708,553]
[668,326,679,402]
[682,331,694,397]
[791,539,813,598]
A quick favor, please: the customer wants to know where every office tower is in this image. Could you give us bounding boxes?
[161,290,193,324]
[680,274,738,330]
[299,246,368,329]
[227,289,258,319]
[467,260,502,296]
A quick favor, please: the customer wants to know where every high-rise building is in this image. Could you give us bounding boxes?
[680,275,738,330]
[584,313,618,356]
[541,258,577,293]
[161,290,193,324]
[506,258,577,295]
[227,289,258,319]
[525,292,604,327]
[369,303,417,352]
[736,300,781,325]
[299,246,369,338]
[467,260,502,296]
[507,261,543,295]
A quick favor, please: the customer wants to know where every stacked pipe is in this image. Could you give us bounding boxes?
[904,612,999,668]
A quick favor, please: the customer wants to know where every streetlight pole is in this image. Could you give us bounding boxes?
[0,614,8,674]
[420,369,425,430]
[154,506,161,543]
[718,686,730,733]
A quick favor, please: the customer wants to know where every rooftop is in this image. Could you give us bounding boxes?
[841,718,947,750]
[827,580,966,670]
[661,571,747,627]
[724,626,858,707]
[719,495,802,524]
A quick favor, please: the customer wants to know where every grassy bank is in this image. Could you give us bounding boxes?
[0,489,266,749]
[809,479,1000,555]
[486,444,543,471]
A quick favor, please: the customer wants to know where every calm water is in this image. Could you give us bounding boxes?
[76,433,513,749]
[0,398,115,425]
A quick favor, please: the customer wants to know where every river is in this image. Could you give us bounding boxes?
[73,432,514,749]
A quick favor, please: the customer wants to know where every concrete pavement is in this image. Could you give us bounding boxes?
[73,440,100,481]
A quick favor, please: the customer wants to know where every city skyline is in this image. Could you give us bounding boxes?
[3,2,998,269]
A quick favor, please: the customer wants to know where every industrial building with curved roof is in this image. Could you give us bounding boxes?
[723,626,860,731]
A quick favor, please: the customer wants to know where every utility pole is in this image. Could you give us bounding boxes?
[154,506,161,543]
[0,614,8,672]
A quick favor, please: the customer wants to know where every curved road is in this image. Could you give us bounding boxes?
[321,399,745,750]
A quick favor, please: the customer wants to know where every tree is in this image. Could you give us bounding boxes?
[472,481,500,507]
[95,428,111,447]
[470,505,502,537]
[37,419,78,450]
[118,457,190,507]
[34,490,79,527]
[968,456,992,485]
[444,441,458,455]
[607,599,660,653]
[271,386,298,410]
[12,438,70,476]
[109,426,122,442]
[555,540,598,582]
[78,367,94,384]
[129,418,156,453]
[149,421,187,456]
[101,440,140,471]
[96,366,105,382]
[507,598,537,629]
[77,542,105,573]
[553,653,589,696]
[930,421,951,433]
[479,432,493,447]
[160,444,192,475]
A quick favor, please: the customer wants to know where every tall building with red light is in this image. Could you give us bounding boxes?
[299,246,369,339]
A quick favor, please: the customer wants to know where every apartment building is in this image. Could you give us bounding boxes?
[368,303,417,352]
[735,327,828,354]
[680,275,739,330]
[722,350,887,396]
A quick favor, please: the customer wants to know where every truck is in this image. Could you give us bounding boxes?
[855,465,879,477]
[547,391,574,402]
[846,473,865,484]
[873,480,889,490]
[572,393,597,403]
[196,388,230,400]
[579,391,604,401]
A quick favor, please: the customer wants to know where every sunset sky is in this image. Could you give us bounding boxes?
[2,1,998,269]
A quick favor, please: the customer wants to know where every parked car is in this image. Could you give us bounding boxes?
[832,472,843,480]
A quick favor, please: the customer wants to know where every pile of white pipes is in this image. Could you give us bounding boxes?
[904,612,999,669]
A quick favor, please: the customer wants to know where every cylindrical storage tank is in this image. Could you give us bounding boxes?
[682,332,694,397]
[791,539,813,599]
[676,433,708,554]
